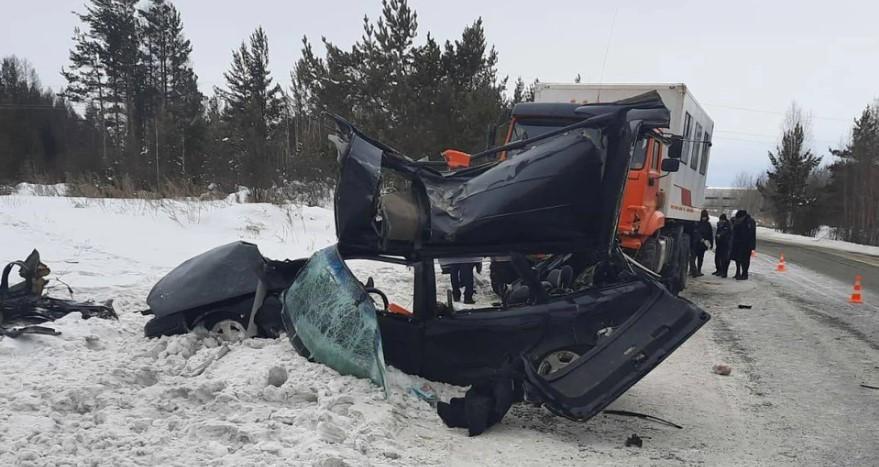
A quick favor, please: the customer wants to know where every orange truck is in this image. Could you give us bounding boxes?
[448,83,714,293]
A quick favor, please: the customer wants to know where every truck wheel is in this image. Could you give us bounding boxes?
[636,237,661,273]
[659,227,688,295]
[677,233,690,293]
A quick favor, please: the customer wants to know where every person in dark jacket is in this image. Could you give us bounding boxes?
[731,210,757,280]
[690,210,714,277]
[713,213,733,277]
[440,257,481,303]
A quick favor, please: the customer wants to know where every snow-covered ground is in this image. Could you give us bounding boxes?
[2,192,878,466]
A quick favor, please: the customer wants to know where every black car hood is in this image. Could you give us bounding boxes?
[146,241,265,317]
[331,92,670,258]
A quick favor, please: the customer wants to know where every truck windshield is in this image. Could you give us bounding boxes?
[511,119,650,172]
[510,118,576,141]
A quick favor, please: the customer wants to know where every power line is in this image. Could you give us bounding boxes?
[715,130,840,144]
[704,102,850,122]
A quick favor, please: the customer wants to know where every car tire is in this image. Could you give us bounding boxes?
[193,311,249,339]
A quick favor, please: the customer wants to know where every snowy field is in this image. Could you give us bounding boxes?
[2,191,878,466]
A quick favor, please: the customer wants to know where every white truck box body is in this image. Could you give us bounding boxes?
[533,83,713,222]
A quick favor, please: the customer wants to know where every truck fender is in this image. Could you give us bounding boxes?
[640,211,666,238]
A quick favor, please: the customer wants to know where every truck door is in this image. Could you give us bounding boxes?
[645,137,662,210]
[618,136,663,248]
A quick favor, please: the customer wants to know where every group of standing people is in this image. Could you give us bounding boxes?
[691,209,757,280]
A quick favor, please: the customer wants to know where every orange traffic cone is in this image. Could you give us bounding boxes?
[849,275,864,304]
[776,253,787,272]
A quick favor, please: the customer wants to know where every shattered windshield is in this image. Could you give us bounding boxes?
[281,246,388,392]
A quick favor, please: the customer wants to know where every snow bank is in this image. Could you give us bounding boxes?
[15,182,69,196]
[757,226,879,257]
[0,194,467,466]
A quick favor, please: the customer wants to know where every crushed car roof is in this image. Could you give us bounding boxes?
[331,91,671,259]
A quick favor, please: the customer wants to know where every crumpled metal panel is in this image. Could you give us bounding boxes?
[147,241,265,317]
[281,246,387,391]
[330,91,671,257]
[422,130,607,246]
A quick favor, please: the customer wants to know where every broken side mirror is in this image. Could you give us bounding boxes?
[661,158,681,172]
[667,136,683,159]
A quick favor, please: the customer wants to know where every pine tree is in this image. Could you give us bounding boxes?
[217,27,284,187]
[1,56,101,183]
[826,105,879,244]
[139,0,204,186]
[758,104,822,233]
[512,77,526,103]
[62,0,140,173]
[437,17,507,153]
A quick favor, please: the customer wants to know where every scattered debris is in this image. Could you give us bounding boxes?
[604,409,683,429]
[737,304,752,309]
[860,384,879,390]
[186,345,231,377]
[625,434,643,448]
[436,379,519,437]
[408,383,438,406]
[1,249,117,338]
[713,364,732,376]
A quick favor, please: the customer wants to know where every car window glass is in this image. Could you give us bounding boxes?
[282,246,388,391]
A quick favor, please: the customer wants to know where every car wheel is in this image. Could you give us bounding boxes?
[537,350,581,376]
[193,312,249,341]
[210,319,247,341]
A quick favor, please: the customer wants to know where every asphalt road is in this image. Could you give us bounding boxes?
[756,238,879,298]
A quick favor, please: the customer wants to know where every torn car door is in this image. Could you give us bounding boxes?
[522,280,709,421]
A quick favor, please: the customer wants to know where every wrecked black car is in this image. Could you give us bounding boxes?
[142,241,304,339]
[280,92,711,433]
[1,249,116,337]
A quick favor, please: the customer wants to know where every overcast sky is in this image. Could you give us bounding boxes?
[3,0,877,186]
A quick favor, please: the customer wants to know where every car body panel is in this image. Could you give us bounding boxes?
[521,283,709,420]
[147,241,265,318]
